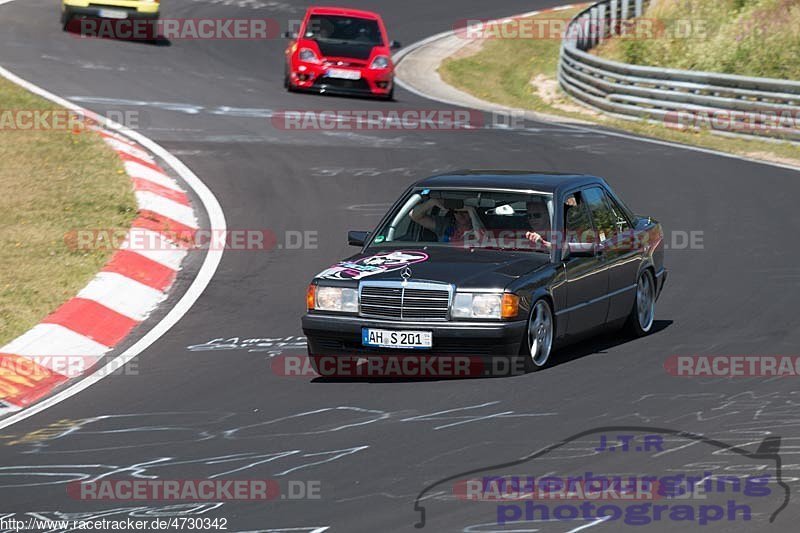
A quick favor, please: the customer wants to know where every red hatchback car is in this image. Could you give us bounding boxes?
[283,6,401,99]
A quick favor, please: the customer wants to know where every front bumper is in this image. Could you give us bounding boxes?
[302,314,527,358]
[64,8,160,19]
[289,65,393,97]
[63,1,160,18]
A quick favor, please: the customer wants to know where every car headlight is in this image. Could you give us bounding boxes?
[369,55,390,69]
[452,293,519,319]
[298,48,321,64]
[307,285,358,312]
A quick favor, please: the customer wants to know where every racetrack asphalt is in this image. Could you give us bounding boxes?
[1,1,799,531]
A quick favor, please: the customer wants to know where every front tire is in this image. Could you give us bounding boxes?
[308,354,324,375]
[522,299,554,372]
[284,65,295,92]
[627,269,656,336]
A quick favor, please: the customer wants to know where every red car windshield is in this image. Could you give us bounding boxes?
[305,15,383,46]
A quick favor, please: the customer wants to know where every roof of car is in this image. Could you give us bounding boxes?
[414,170,604,194]
[307,6,381,19]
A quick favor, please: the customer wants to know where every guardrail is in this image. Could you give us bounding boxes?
[558,0,800,143]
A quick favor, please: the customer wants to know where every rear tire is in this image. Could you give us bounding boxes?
[61,10,72,31]
[143,17,161,43]
[626,269,656,337]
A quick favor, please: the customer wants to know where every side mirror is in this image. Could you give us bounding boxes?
[566,242,596,258]
[283,31,298,39]
[390,40,402,50]
[348,230,370,247]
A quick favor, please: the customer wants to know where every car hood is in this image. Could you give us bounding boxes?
[314,247,550,289]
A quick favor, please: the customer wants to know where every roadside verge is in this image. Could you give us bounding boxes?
[394,4,800,171]
[0,65,226,425]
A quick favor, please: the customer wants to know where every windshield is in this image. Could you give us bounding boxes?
[305,15,383,46]
[368,188,554,254]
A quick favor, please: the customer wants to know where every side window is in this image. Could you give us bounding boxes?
[582,188,617,243]
[390,212,415,241]
[564,192,595,244]
[602,192,632,236]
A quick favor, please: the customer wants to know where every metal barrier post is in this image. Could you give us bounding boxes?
[609,0,618,36]
[597,3,606,43]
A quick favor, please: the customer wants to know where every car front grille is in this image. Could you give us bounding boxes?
[313,78,371,92]
[360,282,451,321]
[323,60,368,68]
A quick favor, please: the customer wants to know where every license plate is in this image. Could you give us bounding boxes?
[98,9,128,19]
[326,68,361,80]
[362,328,432,349]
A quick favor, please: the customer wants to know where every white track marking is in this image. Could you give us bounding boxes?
[0,63,226,430]
[120,229,189,270]
[1,324,110,358]
[76,272,166,321]
[124,161,185,192]
[134,190,198,227]
[102,136,155,162]
[564,517,612,532]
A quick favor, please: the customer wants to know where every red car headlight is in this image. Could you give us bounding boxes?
[298,48,321,64]
[369,55,390,70]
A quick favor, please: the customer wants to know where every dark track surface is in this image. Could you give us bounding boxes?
[2,1,799,531]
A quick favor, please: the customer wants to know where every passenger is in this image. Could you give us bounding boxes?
[410,197,482,243]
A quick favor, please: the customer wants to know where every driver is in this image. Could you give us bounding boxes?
[525,197,552,250]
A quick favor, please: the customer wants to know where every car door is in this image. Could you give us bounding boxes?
[560,190,609,336]
[583,187,642,324]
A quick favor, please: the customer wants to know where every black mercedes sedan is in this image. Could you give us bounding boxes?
[302,171,667,375]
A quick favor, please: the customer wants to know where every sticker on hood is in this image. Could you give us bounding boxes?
[316,251,429,280]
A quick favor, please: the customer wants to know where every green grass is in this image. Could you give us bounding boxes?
[440,9,574,113]
[0,78,136,346]
[594,0,800,80]
[439,6,800,167]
